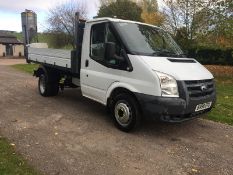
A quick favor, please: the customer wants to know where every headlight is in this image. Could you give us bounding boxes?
[155,71,179,97]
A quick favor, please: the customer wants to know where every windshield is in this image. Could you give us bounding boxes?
[114,22,184,57]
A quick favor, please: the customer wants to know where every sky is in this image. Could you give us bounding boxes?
[0,0,165,32]
[0,0,99,32]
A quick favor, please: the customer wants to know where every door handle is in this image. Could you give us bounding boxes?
[85,60,89,67]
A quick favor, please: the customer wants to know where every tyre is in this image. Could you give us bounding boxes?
[112,93,141,132]
[38,73,59,97]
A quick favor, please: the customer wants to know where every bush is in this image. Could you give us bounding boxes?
[97,0,143,22]
[38,32,73,49]
[187,48,233,65]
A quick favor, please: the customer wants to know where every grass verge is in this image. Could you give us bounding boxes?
[12,64,38,74]
[205,65,233,125]
[0,137,39,175]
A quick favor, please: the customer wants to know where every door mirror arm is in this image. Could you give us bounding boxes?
[114,54,124,62]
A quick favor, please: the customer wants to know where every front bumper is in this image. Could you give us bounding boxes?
[135,91,216,122]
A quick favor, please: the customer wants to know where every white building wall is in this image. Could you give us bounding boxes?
[13,45,24,57]
[0,44,6,57]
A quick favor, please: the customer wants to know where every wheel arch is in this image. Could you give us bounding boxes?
[34,64,48,77]
[34,64,61,82]
[106,82,141,109]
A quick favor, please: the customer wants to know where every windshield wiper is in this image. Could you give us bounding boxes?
[152,50,186,58]
[177,53,187,58]
[152,50,177,57]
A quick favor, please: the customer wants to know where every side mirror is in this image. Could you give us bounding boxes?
[105,42,125,63]
[105,42,116,61]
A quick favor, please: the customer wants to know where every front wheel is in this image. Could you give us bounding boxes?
[112,93,141,132]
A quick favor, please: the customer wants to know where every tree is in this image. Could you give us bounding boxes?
[162,0,217,50]
[47,0,88,48]
[140,0,165,26]
[99,0,115,5]
[163,0,209,39]
[206,0,233,48]
[174,27,197,50]
[162,0,233,49]
[97,0,143,22]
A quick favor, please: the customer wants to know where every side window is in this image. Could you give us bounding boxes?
[90,23,106,61]
[90,23,124,67]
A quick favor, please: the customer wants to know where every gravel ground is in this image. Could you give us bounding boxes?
[0,57,26,65]
[0,61,233,175]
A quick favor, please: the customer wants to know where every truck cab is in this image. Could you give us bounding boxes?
[29,17,216,132]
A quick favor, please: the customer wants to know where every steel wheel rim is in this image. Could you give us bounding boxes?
[39,75,46,94]
[114,102,132,127]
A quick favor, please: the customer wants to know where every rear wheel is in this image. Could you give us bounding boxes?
[112,93,141,132]
[38,73,59,97]
[39,74,46,95]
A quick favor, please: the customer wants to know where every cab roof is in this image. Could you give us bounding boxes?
[86,17,162,30]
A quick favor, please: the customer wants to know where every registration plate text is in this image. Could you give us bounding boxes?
[195,102,212,112]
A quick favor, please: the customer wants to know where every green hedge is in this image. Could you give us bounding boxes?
[187,48,233,65]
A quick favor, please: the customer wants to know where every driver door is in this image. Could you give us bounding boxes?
[81,22,124,104]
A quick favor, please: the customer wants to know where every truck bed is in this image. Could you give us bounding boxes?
[28,47,71,69]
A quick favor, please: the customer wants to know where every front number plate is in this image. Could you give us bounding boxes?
[195,102,212,112]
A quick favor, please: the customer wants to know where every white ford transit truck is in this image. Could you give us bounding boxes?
[27,13,216,132]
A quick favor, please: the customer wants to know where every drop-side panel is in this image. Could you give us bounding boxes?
[28,48,71,68]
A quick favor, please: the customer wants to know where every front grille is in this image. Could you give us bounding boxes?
[185,79,215,98]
